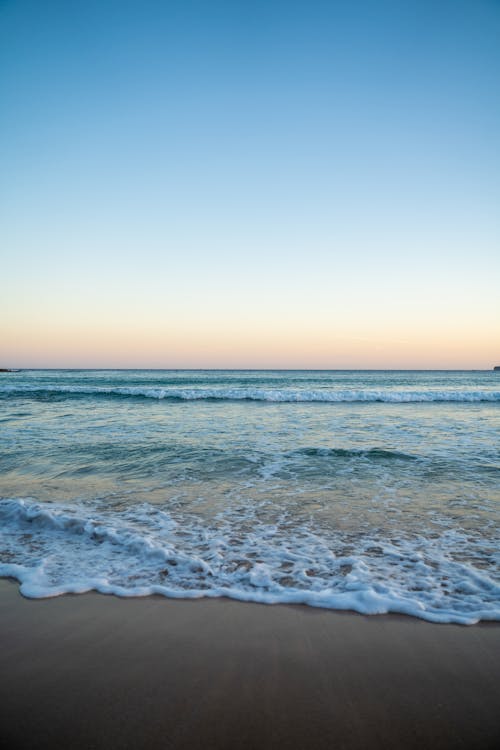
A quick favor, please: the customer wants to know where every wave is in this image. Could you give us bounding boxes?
[1,497,499,625]
[2,385,500,403]
[294,447,417,461]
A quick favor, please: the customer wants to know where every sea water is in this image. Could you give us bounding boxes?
[1,369,499,624]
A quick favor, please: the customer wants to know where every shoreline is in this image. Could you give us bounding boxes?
[1,580,499,749]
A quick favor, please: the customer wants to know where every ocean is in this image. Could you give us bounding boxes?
[1,369,499,624]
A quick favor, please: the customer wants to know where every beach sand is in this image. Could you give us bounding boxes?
[1,580,499,750]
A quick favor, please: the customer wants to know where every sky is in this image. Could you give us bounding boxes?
[1,0,499,369]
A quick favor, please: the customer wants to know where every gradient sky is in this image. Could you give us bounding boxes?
[1,0,499,368]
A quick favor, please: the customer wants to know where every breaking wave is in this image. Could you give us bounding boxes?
[1,384,499,403]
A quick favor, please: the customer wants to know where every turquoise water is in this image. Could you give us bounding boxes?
[1,370,499,623]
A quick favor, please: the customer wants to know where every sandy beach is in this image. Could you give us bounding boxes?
[1,580,499,750]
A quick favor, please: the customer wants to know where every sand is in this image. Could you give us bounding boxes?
[0,580,499,750]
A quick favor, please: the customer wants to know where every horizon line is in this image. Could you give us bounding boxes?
[2,367,498,373]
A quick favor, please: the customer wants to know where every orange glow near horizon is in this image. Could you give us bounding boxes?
[2,305,498,369]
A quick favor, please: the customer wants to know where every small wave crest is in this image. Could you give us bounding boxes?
[294,447,417,461]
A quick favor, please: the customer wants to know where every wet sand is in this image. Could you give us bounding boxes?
[1,580,499,750]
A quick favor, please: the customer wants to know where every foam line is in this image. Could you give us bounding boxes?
[1,498,499,625]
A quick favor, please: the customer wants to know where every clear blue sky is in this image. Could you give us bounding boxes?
[1,0,499,367]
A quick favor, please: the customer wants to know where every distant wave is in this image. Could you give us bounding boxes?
[1,385,500,403]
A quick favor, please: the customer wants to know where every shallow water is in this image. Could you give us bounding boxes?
[1,369,499,623]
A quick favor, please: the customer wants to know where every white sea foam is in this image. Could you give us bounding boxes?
[1,384,500,402]
[1,497,499,624]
